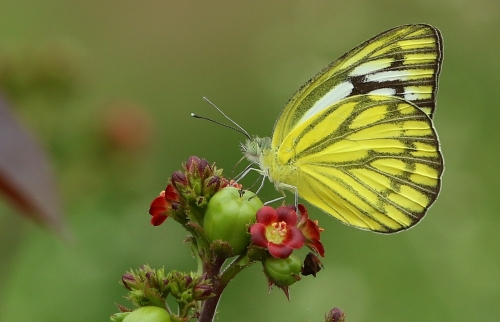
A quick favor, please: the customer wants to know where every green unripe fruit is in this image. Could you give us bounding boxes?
[204,187,262,255]
[122,306,172,322]
[264,254,302,287]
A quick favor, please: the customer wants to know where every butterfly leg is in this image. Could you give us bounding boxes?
[233,165,265,183]
[264,195,285,205]
[233,163,255,182]
[276,182,298,209]
[254,172,267,195]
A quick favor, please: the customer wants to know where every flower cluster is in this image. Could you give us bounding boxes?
[123,156,329,319]
[148,156,235,226]
[148,156,324,261]
[247,202,324,297]
[117,265,213,315]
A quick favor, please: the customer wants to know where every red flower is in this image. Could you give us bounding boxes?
[250,206,305,259]
[297,204,324,257]
[148,184,179,226]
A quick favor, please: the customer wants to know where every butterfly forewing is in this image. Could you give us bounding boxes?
[268,95,442,233]
[271,24,443,148]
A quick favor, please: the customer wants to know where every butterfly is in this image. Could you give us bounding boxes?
[240,24,444,233]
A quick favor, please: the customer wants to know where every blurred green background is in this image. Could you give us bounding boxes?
[1,1,499,321]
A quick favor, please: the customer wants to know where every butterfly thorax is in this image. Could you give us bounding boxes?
[242,136,299,191]
[241,136,271,165]
[242,136,278,180]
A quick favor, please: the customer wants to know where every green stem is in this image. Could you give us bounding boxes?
[190,242,203,275]
[180,301,198,318]
[219,253,250,285]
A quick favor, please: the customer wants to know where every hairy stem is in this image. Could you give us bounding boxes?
[198,256,226,322]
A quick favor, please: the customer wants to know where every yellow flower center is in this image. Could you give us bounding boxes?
[265,221,288,244]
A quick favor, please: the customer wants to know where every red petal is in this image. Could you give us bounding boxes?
[151,213,168,226]
[283,227,305,249]
[250,223,268,247]
[301,218,321,240]
[298,204,308,217]
[256,206,277,225]
[297,204,310,226]
[164,184,178,201]
[267,242,293,259]
[149,196,168,216]
[276,206,298,226]
[307,240,325,257]
[296,204,324,256]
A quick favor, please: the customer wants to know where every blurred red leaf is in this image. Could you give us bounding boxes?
[0,94,65,235]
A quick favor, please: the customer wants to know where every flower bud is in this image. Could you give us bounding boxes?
[263,254,302,288]
[203,176,221,196]
[121,265,170,305]
[325,308,345,322]
[185,156,201,173]
[197,158,211,176]
[121,273,136,291]
[193,283,213,301]
[121,306,172,322]
[168,280,180,297]
[184,275,193,288]
[171,171,187,190]
[204,187,263,256]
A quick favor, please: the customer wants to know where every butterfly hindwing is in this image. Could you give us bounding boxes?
[269,94,442,233]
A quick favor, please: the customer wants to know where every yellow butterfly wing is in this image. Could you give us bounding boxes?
[272,24,443,147]
[261,24,443,233]
[263,95,442,232]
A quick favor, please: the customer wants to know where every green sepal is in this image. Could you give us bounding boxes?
[143,285,168,309]
[110,312,130,322]
[210,239,237,259]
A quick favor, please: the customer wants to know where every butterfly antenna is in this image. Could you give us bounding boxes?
[191,112,249,138]
[196,97,252,140]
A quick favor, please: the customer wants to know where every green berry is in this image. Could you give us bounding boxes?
[122,306,171,322]
[264,255,302,287]
[204,187,262,255]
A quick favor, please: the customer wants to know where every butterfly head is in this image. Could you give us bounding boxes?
[241,136,271,164]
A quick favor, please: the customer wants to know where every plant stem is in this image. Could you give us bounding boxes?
[198,286,223,322]
[198,256,226,322]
